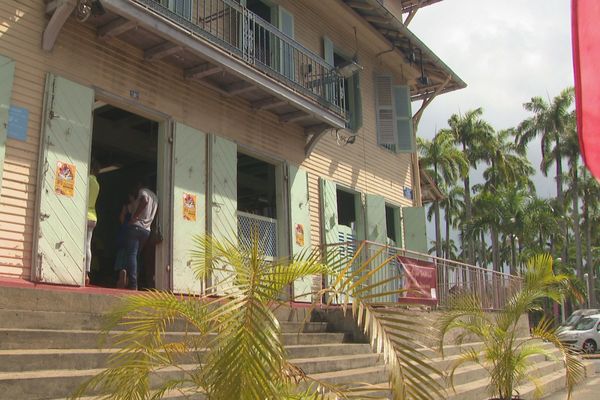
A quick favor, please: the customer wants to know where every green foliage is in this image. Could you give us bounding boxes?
[438,254,586,400]
[72,236,444,400]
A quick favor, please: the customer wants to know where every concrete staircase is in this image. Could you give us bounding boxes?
[0,285,593,400]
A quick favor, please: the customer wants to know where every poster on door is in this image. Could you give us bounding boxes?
[54,161,76,197]
[183,193,197,221]
[396,255,438,305]
[295,223,305,247]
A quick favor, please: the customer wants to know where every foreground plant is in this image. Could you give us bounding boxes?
[437,254,585,400]
[72,236,444,400]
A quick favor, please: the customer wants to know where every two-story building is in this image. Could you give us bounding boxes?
[0,0,464,298]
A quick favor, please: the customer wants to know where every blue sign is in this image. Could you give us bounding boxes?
[7,106,29,142]
[403,187,413,200]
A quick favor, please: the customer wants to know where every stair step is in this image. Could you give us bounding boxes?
[309,365,388,386]
[0,309,328,333]
[290,353,382,375]
[0,328,345,350]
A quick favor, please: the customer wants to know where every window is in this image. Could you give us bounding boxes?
[155,0,192,20]
[375,75,414,153]
[324,37,363,132]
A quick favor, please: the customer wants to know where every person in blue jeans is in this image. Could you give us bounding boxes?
[117,180,158,290]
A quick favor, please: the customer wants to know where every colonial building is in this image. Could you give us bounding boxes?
[0,0,464,296]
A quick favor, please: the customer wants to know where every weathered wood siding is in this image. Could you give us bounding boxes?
[0,0,417,280]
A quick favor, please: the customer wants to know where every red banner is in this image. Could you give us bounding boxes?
[572,0,600,178]
[396,256,438,305]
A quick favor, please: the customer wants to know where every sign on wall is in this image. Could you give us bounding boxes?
[397,255,438,305]
[183,192,197,222]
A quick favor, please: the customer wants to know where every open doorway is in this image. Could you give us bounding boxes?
[89,104,160,289]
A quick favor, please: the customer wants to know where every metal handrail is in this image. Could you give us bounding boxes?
[133,0,347,118]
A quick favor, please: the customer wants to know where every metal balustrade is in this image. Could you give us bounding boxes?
[237,211,277,258]
[321,240,522,310]
[136,0,347,118]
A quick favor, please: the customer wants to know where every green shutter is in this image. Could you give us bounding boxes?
[289,164,312,301]
[209,135,237,293]
[172,122,206,294]
[394,85,415,153]
[36,75,94,285]
[402,206,428,254]
[278,7,295,80]
[366,194,386,244]
[319,177,338,246]
[323,37,334,103]
[347,72,363,132]
[0,55,15,195]
[375,75,396,147]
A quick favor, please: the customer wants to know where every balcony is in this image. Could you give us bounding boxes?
[45,0,348,148]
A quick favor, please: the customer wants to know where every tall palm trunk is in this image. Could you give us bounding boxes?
[462,141,475,265]
[583,194,596,307]
[491,227,500,272]
[433,164,442,258]
[571,165,583,280]
[445,207,451,259]
[554,140,568,263]
[510,235,517,275]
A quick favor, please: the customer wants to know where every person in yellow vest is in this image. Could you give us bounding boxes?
[86,161,100,286]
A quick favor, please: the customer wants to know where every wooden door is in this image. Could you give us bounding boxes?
[35,75,94,285]
[288,164,312,301]
[172,122,206,294]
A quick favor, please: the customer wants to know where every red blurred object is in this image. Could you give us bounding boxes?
[572,0,600,179]
[396,256,438,306]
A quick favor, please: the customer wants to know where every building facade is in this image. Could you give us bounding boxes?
[0,0,464,296]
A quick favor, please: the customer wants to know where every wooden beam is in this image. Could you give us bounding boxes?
[225,81,256,96]
[184,63,222,80]
[252,97,286,110]
[192,78,230,97]
[280,111,310,123]
[45,0,64,15]
[42,0,75,52]
[364,15,391,24]
[346,1,374,10]
[144,42,182,61]
[304,124,331,156]
[98,18,136,40]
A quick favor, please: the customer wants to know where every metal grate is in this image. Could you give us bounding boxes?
[237,211,277,258]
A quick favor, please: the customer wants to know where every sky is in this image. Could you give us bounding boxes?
[407,0,575,245]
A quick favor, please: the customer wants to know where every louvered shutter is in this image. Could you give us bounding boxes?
[394,85,415,152]
[375,75,396,146]
[289,164,312,302]
[402,206,428,254]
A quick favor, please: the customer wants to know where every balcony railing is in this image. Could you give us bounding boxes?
[137,0,347,118]
[321,241,522,310]
[237,211,278,258]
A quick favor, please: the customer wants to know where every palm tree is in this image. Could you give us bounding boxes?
[418,131,468,258]
[72,236,445,400]
[443,108,494,265]
[522,197,558,254]
[468,191,502,272]
[497,187,529,275]
[438,254,586,400]
[440,185,465,261]
[517,87,575,262]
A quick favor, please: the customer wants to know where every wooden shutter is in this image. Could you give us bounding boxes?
[35,75,94,285]
[279,7,295,80]
[209,135,237,293]
[375,75,396,146]
[323,37,334,103]
[289,164,312,302]
[0,55,15,195]
[172,122,206,294]
[319,177,338,246]
[348,72,363,132]
[402,206,428,254]
[394,85,415,152]
[366,194,386,244]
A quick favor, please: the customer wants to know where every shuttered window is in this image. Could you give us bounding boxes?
[375,76,414,153]
[169,0,192,20]
[0,55,16,195]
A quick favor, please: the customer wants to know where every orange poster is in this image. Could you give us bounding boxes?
[295,223,304,247]
[55,161,76,197]
[183,193,197,221]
